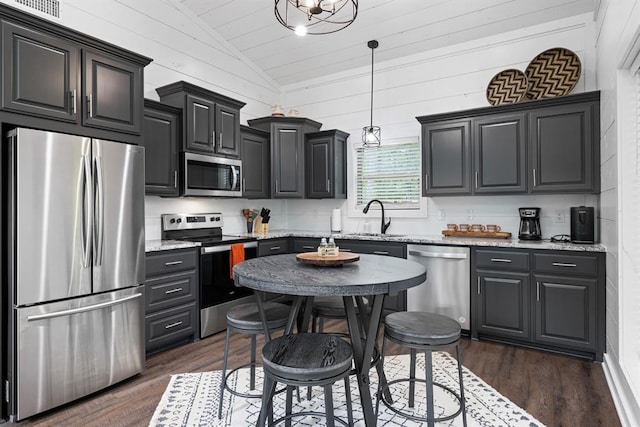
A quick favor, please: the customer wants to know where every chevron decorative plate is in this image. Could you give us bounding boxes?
[486,69,528,106]
[525,47,581,99]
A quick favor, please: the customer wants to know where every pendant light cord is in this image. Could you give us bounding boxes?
[370,45,374,127]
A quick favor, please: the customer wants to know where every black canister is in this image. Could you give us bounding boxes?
[570,206,595,243]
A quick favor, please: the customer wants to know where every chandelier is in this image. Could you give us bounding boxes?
[274,0,358,36]
[362,40,381,147]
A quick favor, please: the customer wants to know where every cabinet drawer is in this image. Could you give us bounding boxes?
[335,240,406,258]
[533,253,598,276]
[258,239,289,256]
[146,249,198,276]
[475,249,529,270]
[145,303,197,354]
[145,271,197,313]
[291,238,320,253]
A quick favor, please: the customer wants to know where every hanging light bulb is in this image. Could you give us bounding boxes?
[274,0,358,36]
[362,40,381,147]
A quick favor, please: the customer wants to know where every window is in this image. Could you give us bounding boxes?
[355,141,421,209]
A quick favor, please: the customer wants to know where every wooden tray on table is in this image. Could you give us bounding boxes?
[442,230,512,239]
[296,252,360,267]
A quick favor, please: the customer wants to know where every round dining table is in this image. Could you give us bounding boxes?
[233,253,427,427]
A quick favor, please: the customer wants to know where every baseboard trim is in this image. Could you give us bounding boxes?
[603,354,640,427]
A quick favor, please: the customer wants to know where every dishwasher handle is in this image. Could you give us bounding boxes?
[408,250,468,260]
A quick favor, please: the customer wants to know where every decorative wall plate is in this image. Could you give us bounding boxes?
[486,69,528,106]
[525,47,581,99]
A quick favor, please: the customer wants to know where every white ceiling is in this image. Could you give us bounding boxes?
[178,0,595,87]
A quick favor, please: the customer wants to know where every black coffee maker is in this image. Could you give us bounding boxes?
[519,207,541,240]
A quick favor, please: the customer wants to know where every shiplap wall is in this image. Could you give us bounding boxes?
[595,0,640,425]
[282,14,599,238]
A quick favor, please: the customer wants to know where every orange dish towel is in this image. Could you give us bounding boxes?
[229,243,245,278]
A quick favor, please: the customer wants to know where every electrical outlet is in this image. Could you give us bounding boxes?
[466,209,474,220]
[554,209,565,223]
[438,209,446,220]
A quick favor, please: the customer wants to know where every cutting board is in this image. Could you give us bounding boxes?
[442,230,512,239]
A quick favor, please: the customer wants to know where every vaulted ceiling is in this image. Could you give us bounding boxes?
[178,0,595,86]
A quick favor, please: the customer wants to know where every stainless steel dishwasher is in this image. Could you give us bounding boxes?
[406,245,471,331]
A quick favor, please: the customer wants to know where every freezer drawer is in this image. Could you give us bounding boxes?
[406,245,471,330]
[14,286,145,421]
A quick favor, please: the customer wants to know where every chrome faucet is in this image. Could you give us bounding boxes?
[363,199,391,234]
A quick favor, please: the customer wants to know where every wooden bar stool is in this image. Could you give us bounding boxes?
[218,301,290,419]
[377,311,467,427]
[259,333,354,427]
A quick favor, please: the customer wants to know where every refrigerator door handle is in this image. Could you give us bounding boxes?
[81,155,92,268]
[94,155,105,266]
[26,293,143,321]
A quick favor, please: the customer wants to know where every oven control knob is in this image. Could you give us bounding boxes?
[215,216,221,221]
[176,218,182,223]
[210,217,216,222]
[169,218,176,224]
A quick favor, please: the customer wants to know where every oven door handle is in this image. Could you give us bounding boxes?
[201,241,258,254]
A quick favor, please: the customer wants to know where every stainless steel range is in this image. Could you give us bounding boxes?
[162,213,258,338]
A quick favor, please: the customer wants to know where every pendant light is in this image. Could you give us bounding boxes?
[362,40,381,147]
[274,0,358,36]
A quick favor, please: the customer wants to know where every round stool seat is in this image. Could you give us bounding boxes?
[226,302,290,331]
[385,311,461,346]
[263,333,353,381]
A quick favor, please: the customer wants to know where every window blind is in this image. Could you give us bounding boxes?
[355,141,421,208]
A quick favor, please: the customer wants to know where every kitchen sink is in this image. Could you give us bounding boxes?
[343,232,406,237]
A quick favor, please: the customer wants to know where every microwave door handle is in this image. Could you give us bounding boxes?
[231,165,239,191]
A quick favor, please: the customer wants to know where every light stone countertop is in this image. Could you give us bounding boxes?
[145,231,606,253]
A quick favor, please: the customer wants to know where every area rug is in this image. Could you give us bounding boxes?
[149,352,545,426]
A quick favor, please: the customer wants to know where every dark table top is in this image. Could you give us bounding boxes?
[233,253,427,296]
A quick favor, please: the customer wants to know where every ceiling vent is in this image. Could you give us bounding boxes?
[14,0,60,19]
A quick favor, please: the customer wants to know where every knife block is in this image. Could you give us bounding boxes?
[253,216,263,234]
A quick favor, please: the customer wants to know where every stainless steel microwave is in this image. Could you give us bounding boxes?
[182,152,242,197]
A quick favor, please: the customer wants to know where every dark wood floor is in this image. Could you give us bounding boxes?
[13,319,620,426]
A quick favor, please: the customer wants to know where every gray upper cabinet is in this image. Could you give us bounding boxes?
[247,116,322,199]
[2,21,79,122]
[240,125,270,199]
[157,81,245,158]
[305,129,349,199]
[472,113,527,193]
[143,99,180,196]
[0,8,150,140]
[529,102,597,193]
[417,91,600,196]
[421,120,471,196]
[82,50,143,134]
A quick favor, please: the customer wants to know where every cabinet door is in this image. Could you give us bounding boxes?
[475,270,530,339]
[529,103,594,192]
[143,104,179,196]
[272,123,304,198]
[306,135,333,198]
[473,113,527,193]
[2,21,79,122]
[241,129,270,199]
[82,50,142,134]
[422,120,471,195]
[533,274,597,351]
[185,94,215,153]
[214,104,240,157]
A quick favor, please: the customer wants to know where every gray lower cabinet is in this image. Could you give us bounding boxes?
[472,247,605,360]
[145,248,199,355]
[241,125,270,199]
[258,238,289,256]
[143,99,180,196]
[305,130,349,199]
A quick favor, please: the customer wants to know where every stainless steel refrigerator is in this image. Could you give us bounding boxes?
[6,128,146,421]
